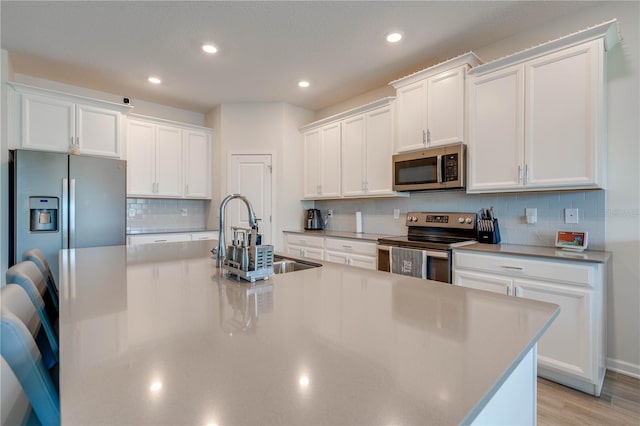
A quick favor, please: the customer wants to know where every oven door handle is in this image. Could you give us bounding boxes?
[436,155,443,184]
[425,250,449,259]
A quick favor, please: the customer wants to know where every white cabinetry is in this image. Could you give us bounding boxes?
[8,83,131,157]
[324,238,377,270]
[284,234,324,260]
[303,122,341,199]
[301,98,404,200]
[390,53,481,153]
[467,21,620,193]
[126,115,211,199]
[453,250,606,396]
[128,233,191,246]
[342,103,398,197]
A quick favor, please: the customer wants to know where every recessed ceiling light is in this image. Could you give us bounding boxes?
[148,76,162,84]
[298,80,310,88]
[386,32,403,43]
[202,44,218,54]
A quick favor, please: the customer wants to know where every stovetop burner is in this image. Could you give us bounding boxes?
[378,212,478,250]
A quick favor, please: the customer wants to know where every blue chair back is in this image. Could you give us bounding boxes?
[1,313,60,425]
[23,247,59,310]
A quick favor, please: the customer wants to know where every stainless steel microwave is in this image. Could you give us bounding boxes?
[392,143,465,191]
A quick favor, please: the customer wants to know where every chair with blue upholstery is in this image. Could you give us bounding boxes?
[1,311,60,425]
[5,263,59,366]
[1,284,58,369]
[1,356,41,426]
[23,247,59,309]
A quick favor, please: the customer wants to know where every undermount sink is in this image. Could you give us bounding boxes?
[273,255,322,274]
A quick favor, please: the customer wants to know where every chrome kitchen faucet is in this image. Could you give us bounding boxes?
[215,194,258,268]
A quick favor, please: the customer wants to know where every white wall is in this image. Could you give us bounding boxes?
[206,103,313,249]
[312,2,640,377]
[0,50,14,285]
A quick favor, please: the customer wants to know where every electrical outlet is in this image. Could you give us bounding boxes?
[327,209,333,217]
[128,208,136,218]
[525,208,537,224]
[181,208,188,217]
[393,209,400,219]
[564,208,579,224]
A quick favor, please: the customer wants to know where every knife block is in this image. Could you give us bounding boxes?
[478,219,501,244]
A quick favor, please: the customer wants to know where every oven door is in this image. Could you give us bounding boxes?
[389,246,451,283]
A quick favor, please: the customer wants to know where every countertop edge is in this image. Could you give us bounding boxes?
[453,243,611,264]
[461,304,561,424]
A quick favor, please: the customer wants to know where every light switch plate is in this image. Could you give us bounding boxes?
[564,208,579,224]
[393,209,400,219]
[525,208,537,224]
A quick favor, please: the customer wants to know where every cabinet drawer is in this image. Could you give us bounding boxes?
[454,251,595,287]
[285,234,324,249]
[190,231,219,241]
[128,233,191,245]
[325,238,376,256]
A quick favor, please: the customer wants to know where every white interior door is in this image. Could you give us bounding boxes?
[228,154,273,245]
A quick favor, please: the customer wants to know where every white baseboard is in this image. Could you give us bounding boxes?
[607,357,640,379]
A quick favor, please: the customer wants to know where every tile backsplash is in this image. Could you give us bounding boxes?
[315,190,605,250]
[126,198,208,233]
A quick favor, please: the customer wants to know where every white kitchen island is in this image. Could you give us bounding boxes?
[58,241,558,425]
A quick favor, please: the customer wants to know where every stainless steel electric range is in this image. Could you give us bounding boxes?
[377,212,477,283]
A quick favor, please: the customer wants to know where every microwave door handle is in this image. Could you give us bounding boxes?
[436,155,443,184]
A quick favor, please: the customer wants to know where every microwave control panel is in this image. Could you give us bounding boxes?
[443,154,459,182]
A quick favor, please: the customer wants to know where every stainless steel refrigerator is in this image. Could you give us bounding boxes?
[9,149,126,282]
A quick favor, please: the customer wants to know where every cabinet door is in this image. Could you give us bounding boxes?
[467,65,525,193]
[303,130,321,198]
[515,279,594,382]
[184,130,211,198]
[525,40,603,189]
[319,123,341,198]
[454,269,513,296]
[155,125,183,197]
[395,80,427,153]
[325,251,349,265]
[76,103,122,158]
[22,93,75,152]
[347,253,377,270]
[341,115,366,196]
[126,119,155,196]
[365,106,394,195]
[426,67,465,146]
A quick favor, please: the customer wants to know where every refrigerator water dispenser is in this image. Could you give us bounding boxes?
[29,197,58,232]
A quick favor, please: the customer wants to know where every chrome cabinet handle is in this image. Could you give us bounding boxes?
[422,130,426,145]
[427,129,431,144]
[517,165,522,183]
[501,265,523,270]
[525,164,529,183]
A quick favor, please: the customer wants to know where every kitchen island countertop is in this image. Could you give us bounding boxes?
[59,241,558,425]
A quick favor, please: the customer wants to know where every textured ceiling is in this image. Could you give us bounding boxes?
[1,1,596,113]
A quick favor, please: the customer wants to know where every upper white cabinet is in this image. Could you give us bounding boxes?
[390,53,481,153]
[303,122,341,199]
[8,83,131,158]
[127,115,211,199]
[467,21,620,193]
[341,103,397,197]
[301,98,405,200]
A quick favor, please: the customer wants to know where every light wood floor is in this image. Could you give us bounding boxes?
[538,370,640,425]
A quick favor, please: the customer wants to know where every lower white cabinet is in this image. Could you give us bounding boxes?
[324,237,377,270]
[453,250,606,396]
[284,234,325,260]
[283,233,377,270]
[127,233,191,246]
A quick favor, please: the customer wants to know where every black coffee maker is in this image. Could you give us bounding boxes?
[304,209,323,230]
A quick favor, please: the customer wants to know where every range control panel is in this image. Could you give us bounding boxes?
[405,212,476,229]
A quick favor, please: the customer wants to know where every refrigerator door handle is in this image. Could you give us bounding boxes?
[69,178,76,248]
[62,178,69,248]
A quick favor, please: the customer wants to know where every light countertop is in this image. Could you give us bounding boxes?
[454,242,611,264]
[59,241,558,425]
[283,229,400,242]
[127,229,219,235]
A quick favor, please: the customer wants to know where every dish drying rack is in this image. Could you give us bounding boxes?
[222,226,274,283]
